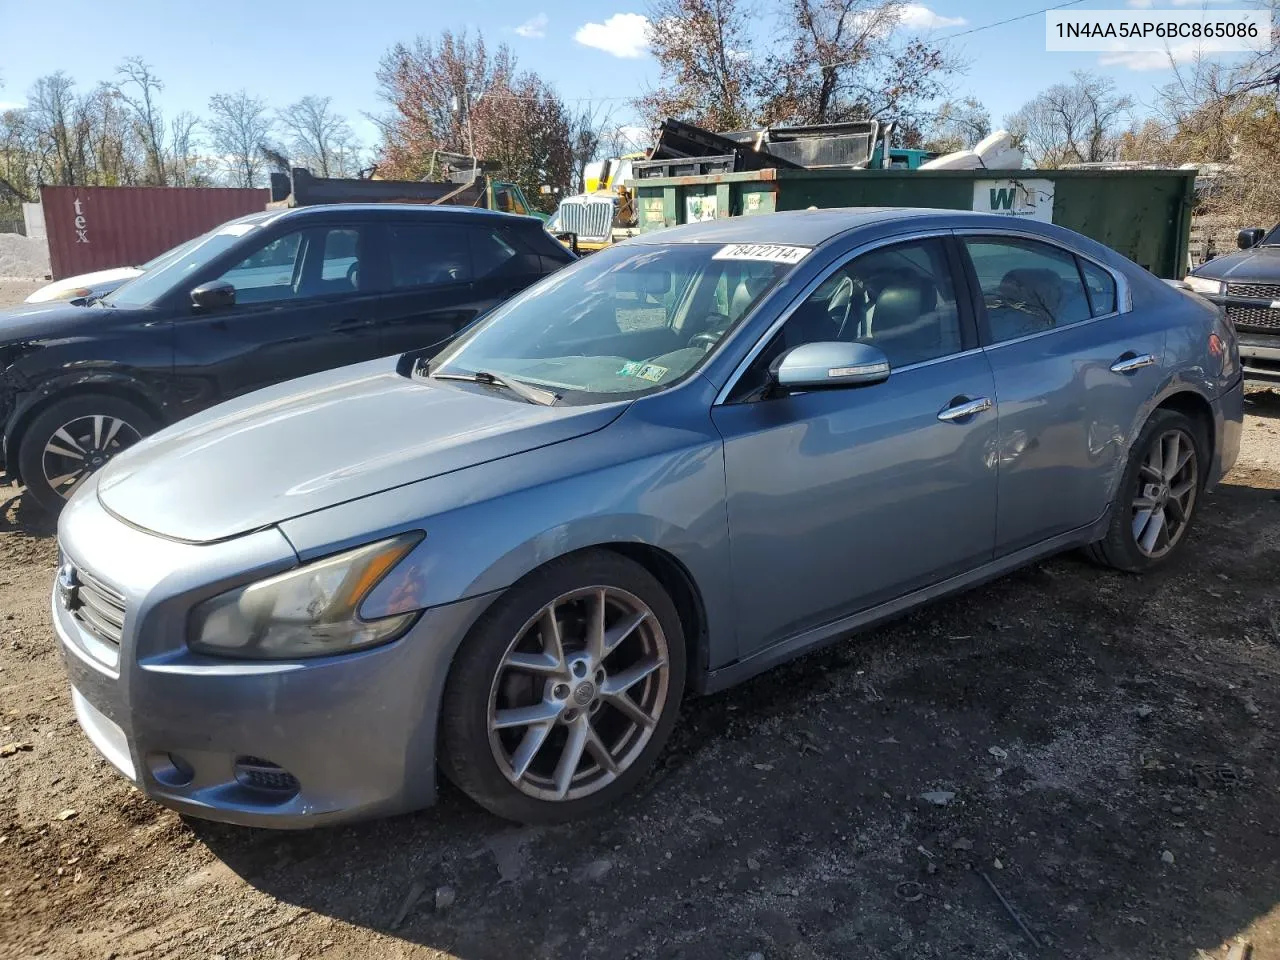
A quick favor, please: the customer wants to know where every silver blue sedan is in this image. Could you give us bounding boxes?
[53,209,1243,827]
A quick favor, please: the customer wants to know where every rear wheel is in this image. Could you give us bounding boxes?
[1087,408,1207,572]
[440,551,686,823]
[17,394,156,514]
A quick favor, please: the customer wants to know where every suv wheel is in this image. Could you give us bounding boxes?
[440,550,686,823]
[17,394,157,514]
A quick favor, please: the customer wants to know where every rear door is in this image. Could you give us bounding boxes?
[958,232,1165,554]
[170,220,383,416]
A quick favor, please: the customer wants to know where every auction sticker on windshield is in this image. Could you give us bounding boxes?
[713,243,811,264]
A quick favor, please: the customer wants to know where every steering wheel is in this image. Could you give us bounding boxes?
[688,311,731,352]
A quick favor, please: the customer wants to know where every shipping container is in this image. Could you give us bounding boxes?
[631,167,1196,279]
[41,185,269,280]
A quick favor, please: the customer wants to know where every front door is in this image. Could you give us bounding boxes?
[711,236,1000,659]
[959,234,1167,554]
[171,222,383,416]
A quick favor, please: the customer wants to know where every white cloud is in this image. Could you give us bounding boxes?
[514,13,548,39]
[898,4,967,29]
[1126,0,1154,7]
[1098,36,1247,70]
[0,100,24,111]
[616,125,651,151]
[574,12,650,58]
[1129,0,1234,5]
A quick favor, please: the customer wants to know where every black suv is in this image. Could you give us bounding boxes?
[0,204,574,511]
[1187,224,1280,385]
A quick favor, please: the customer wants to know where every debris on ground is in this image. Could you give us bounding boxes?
[0,741,32,757]
[920,790,956,806]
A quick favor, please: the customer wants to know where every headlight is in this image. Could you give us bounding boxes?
[189,533,424,659]
[1184,275,1224,296]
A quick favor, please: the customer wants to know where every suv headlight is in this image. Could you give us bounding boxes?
[1184,275,1224,296]
[189,533,424,659]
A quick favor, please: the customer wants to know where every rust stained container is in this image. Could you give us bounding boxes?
[41,185,269,280]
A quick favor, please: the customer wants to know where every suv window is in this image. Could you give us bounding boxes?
[387,223,470,290]
[470,226,543,280]
[215,227,363,304]
[218,232,303,302]
[963,237,1093,342]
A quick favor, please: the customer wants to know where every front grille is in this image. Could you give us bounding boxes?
[555,200,614,242]
[1227,281,1280,300]
[234,757,300,794]
[1226,304,1280,331]
[61,559,126,647]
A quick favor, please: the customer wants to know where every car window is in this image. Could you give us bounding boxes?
[216,232,304,303]
[783,238,962,369]
[387,223,470,289]
[470,226,542,280]
[963,237,1093,342]
[1079,258,1117,316]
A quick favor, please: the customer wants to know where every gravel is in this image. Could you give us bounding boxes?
[0,232,50,280]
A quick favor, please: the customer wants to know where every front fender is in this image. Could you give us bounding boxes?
[279,385,738,671]
[2,370,169,479]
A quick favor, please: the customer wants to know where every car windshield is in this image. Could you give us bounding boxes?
[104,220,265,308]
[1260,224,1280,246]
[429,241,805,403]
[136,232,211,271]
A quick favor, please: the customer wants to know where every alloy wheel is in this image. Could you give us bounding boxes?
[1131,427,1198,559]
[487,586,671,802]
[42,415,141,499]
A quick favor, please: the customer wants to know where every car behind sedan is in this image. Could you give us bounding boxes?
[2,204,573,512]
[54,208,1242,827]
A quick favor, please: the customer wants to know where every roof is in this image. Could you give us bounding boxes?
[627,207,951,246]
[232,203,541,225]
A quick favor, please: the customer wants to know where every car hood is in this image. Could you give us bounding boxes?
[95,362,628,543]
[1194,246,1280,283]
[0,301,116,342]
[24,267,142,303]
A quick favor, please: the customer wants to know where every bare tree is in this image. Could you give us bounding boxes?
[922,97,991,153]
[764,0,959,129]
[1005,71,1133,166]
[279,95,357,177]
[208,90,274,187]
[639,0,761,130]
[114,57,169,184]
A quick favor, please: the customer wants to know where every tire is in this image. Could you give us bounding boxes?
[17,394,157,515]
[440,550,686,824]
[1086,408,1208,573]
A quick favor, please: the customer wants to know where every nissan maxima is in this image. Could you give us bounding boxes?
[53,209,1243,827]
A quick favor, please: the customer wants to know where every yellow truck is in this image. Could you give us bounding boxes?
[546,153,646,253]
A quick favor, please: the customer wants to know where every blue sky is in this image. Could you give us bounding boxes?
[0,0,1254,152]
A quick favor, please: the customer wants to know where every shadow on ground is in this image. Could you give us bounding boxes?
[190,480,1280,959]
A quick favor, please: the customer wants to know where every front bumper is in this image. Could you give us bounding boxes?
[53,485,493,828]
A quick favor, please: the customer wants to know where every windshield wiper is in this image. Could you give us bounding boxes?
[431,369,560,406]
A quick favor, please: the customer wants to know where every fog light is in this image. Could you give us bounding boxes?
[233,756,300,795]
[146,752,194,787]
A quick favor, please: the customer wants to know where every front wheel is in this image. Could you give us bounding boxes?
[440,551,686,823]
[16,394,157,514]
[1087,408,1207,572]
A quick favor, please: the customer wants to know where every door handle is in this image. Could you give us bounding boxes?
[331,317,375,331]
[937,396,992,422]
[1110,352,1157,374]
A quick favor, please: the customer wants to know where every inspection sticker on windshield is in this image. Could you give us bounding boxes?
[713,243,810,264]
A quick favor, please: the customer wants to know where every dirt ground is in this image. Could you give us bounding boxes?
[3,281,1280,960]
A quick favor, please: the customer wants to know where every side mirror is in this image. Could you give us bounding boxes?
[771,341,890,390]
[1238,228,1265,250]
[191,281,236,311]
